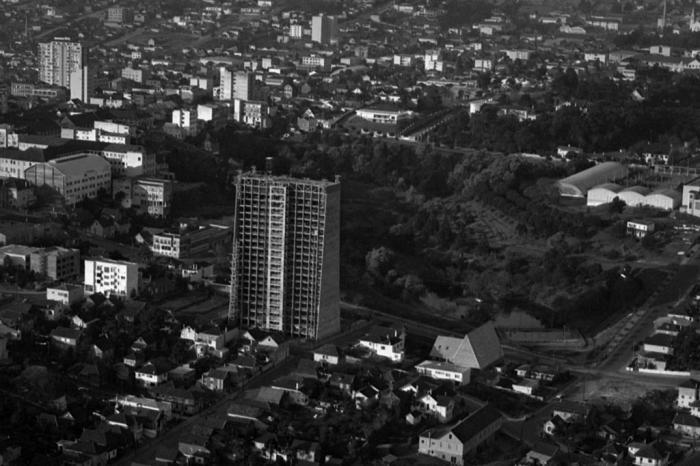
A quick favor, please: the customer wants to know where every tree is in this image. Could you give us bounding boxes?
[608,196,626,214]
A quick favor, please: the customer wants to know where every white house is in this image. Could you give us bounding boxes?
[512,378,540,396]
[415,360,471,385]
[313,344,340,365]
[357,325,405,362]
[135,360,171,387]
[415,393,454,422]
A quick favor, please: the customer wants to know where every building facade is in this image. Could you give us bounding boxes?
[38,38,84,89]
[24,153,111,206]
[311,14,338,44]
[83,258,139,298]
[30,247,80,281]
[229,172,341,339]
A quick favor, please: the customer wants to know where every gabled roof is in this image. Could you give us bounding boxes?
[635,443,666,460]
[552,400,589,417]
[50,327,81,341]
[421,404,502,443]
[314,343,338,357]
[429,321,502,369]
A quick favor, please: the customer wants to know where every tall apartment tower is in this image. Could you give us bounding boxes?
[311,14,338,45]
[233,71,254,101]
[229,170,341,340]
[69,65,95,101]
[218,67,233,100]
[38,38,84,88]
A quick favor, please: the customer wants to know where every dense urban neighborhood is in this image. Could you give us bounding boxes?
[6,0,700,465]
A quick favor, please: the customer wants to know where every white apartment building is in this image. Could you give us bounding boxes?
[101,144,155,177]
[46,284,84,305]
[172,109,196,129]
[83,258,139,298]
[0,151,38,179]
[356,105,413,124]
[151,232,181,258]
[113,177,172,217]
[311,14,338,44]
[218,67,233,100]
[0,125,18,149]
[121,66,150,84]
[289,24,303,39]
[38,38,83,88]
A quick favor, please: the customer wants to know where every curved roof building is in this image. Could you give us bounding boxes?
[587,183,623,206]
[618,186,651,207]
[645,189,681,211]
[557,162,628,198]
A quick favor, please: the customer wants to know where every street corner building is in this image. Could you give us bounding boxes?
[228,169,341,340]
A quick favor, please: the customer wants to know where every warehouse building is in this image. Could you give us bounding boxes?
[556,162,628,198]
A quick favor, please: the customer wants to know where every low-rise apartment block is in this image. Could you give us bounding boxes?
[150,224,231,259]
[30,246,80,281]
[84,258,139,298]
[113,177,172,217]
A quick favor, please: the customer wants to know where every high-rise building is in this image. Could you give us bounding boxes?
[38,38,84,88]
[233,71,254,101]
[69,65,95,101]
[218,67,232,100]
[311,14,338,45]
[229,170,341,339]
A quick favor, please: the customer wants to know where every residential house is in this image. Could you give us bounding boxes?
[512,378,540,397]
[313,344,340,365]
[418,404,503,465]
[50,327,81,347]
[227,401,267,429]
[678,379,700,408]
[180,325,235,358]
[630,443,669,466]
[673,412,700,438]
[201,369,230,392]
[270,376,308,405]
[551,401,590,422]
[357,324,406,362]
[415,360,471,385]
[150,384,202,416]
[415,393,455,422]
[353,385,380,408]
[521,442,560,465]
[135,359,172,387]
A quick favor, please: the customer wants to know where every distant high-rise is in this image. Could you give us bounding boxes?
[69,65,95,102]
[311,14,338,45]
[38,38,84,88]
[229,170,341,340]
[218,67,233,100]
[233,71,254,101]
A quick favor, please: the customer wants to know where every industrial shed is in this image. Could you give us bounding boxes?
[556,162,628,198]
[586,183,622,206]
[617,186,651,207]
[645,189,681,211]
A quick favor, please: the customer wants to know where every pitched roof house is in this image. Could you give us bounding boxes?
[418,404,503,465]
[429,321,503,370]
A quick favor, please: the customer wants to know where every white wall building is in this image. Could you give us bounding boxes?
[83,258,139,298]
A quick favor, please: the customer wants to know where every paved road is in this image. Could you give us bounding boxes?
[597,263,700,373]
